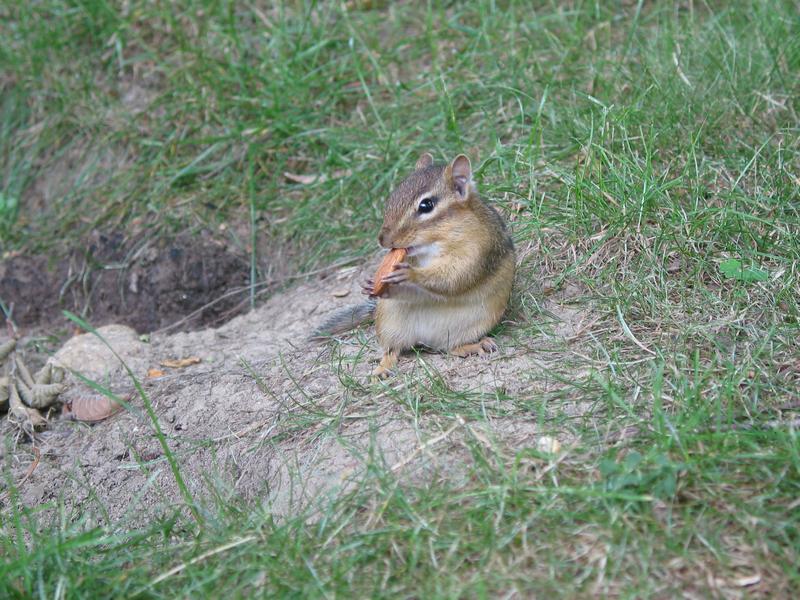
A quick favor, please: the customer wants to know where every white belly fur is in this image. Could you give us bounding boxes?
[375,264,512,352]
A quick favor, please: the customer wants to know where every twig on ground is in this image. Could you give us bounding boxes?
[212,419,277,443]
[1,298,19,338]
[149,536,258,586]
[0,446,41,504]
[711,417,800,432]
[390,416,465,473]
[18,446,41,486]
[616,304,656,356]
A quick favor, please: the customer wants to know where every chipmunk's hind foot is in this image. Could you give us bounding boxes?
[450,337,498,358]
[371,349,399,379]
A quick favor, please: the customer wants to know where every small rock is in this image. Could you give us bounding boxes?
[536,436,562,455]
[54,324,149,381]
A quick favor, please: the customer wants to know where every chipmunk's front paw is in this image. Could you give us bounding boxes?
[362,278,376,296]
[380,262,410,285]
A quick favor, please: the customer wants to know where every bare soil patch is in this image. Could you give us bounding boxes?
[1,230,251,334]
[1,260,594,522]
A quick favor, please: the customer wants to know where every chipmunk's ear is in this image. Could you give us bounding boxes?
[415,152,434,171]
[446,154,472,199]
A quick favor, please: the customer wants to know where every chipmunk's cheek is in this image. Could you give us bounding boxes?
[401,228,434,251]
[407,242,441,267]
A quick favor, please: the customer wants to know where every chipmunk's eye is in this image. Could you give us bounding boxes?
[417,197,437,214]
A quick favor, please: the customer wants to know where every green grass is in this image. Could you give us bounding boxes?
[2,0,800,597]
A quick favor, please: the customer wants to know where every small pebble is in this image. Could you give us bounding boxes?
[536,436,562,455]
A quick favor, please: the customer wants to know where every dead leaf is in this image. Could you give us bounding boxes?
[585,28,597,51]
[64,395,124,423]
[147,368,166,378]
[138,449,162,462]
[160,357,201,369]
[331,288,350,298]
[283,169,351,185]
[733,574,761,587]
[284,172,325,185]
[345,0,377,10]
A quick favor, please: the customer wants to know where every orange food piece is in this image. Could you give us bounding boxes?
[371,248,407,296]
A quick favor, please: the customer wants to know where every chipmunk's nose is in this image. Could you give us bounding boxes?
[378,228,391,248]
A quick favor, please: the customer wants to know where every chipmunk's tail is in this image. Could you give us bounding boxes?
[308,299,377,341]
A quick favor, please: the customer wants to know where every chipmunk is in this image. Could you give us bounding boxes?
[312,153,515,377]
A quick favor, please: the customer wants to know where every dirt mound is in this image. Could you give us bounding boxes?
[1,261,592,522]
[0,230,250,334]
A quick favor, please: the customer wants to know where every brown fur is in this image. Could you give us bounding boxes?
[372,153,516,377]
